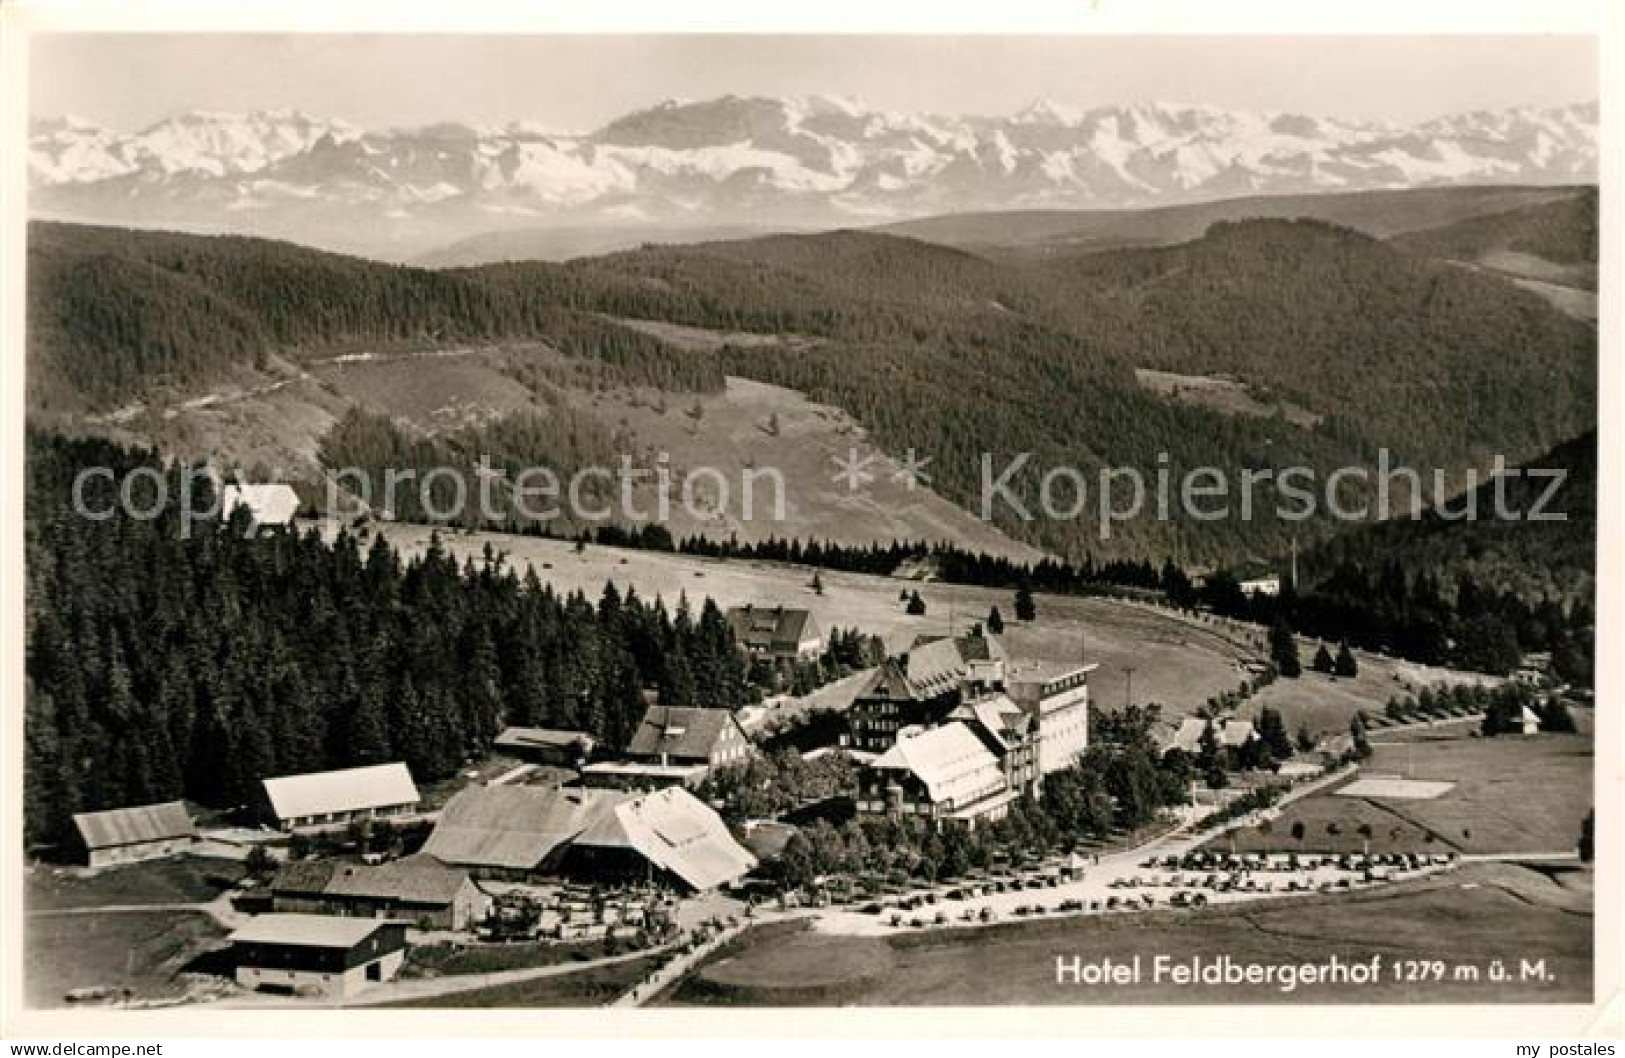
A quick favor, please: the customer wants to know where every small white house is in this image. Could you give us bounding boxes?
[1238,574,1282,596]
[221,483,301,526]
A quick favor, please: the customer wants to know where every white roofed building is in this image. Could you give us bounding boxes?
[259,762,420,831]
[221,482,301,526]
[420,782,754,891]
[856,722,1016,829]
[230,914,407,998]
[562,786,758,892]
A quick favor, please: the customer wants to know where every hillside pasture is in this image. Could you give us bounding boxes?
[1236,647,1495,745]
[349,520,1492,730]
[25,911,227,1008]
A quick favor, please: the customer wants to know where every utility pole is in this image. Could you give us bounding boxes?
[1123,666,1136,711]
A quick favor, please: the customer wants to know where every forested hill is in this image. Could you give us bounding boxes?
[27,222,725,411]
[1388,189,1598,291]
[1301,430,1596,606]
[27,217,1596,565]
[1032,218,1595,470]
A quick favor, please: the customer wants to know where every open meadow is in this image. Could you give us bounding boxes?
[22,858,246,1007]
[1213,732,1593,856]
[662,861,1592,1006]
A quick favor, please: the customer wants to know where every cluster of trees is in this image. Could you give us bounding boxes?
[318,406,632,531]
[1368,682,1579,737]
[1311,642,1360,677]
[1043,704,1198,831]
[1195,782,1288,832]
[674,535,1175,597]
[749,627,887,698]
[1194,564,1592,683]
[23,433,755,848]
[697,748,856,823]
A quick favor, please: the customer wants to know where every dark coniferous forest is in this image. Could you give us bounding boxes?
[23,433,752,849]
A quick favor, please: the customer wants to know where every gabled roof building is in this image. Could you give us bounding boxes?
[259,763,420,831]
[847,630,1008,754]
[949,693,1042,795]
[419,783,755,891]
[626,705,753,773]
[493,726,596,766]
[421,784,629,879]
[563,786,758,891]
[230,914,407,998]
[856,722,1016,829]
[268,859,490,931]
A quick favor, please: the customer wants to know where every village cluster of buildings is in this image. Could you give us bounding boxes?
[60,606,1110,999]
[848,627,1097,829]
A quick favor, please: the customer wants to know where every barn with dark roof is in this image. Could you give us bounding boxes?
[625,704,753,773]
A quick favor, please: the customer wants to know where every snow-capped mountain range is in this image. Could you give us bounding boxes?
[29,96,1598,260]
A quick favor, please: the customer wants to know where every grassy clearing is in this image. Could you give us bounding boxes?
[686,930,895,1005]
[663,863,1591,1005]
[25,911,226,1008]
[25,857,245,911]
[404,939,610,977]
[1134,368,1322,427]
[380,956,660,1008]
[1214,733,1592,856]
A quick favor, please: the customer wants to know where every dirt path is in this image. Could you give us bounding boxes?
[230,945,668,1008]
[28,891,247,931]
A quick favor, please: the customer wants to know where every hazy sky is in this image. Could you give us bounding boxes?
[30,34,1597,132]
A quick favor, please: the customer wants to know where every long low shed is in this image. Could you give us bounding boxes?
[260,762,420,831]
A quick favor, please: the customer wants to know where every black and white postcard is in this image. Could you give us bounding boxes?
[2,1,1618,1043]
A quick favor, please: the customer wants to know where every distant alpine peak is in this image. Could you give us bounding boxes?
[28,96,1598,258]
